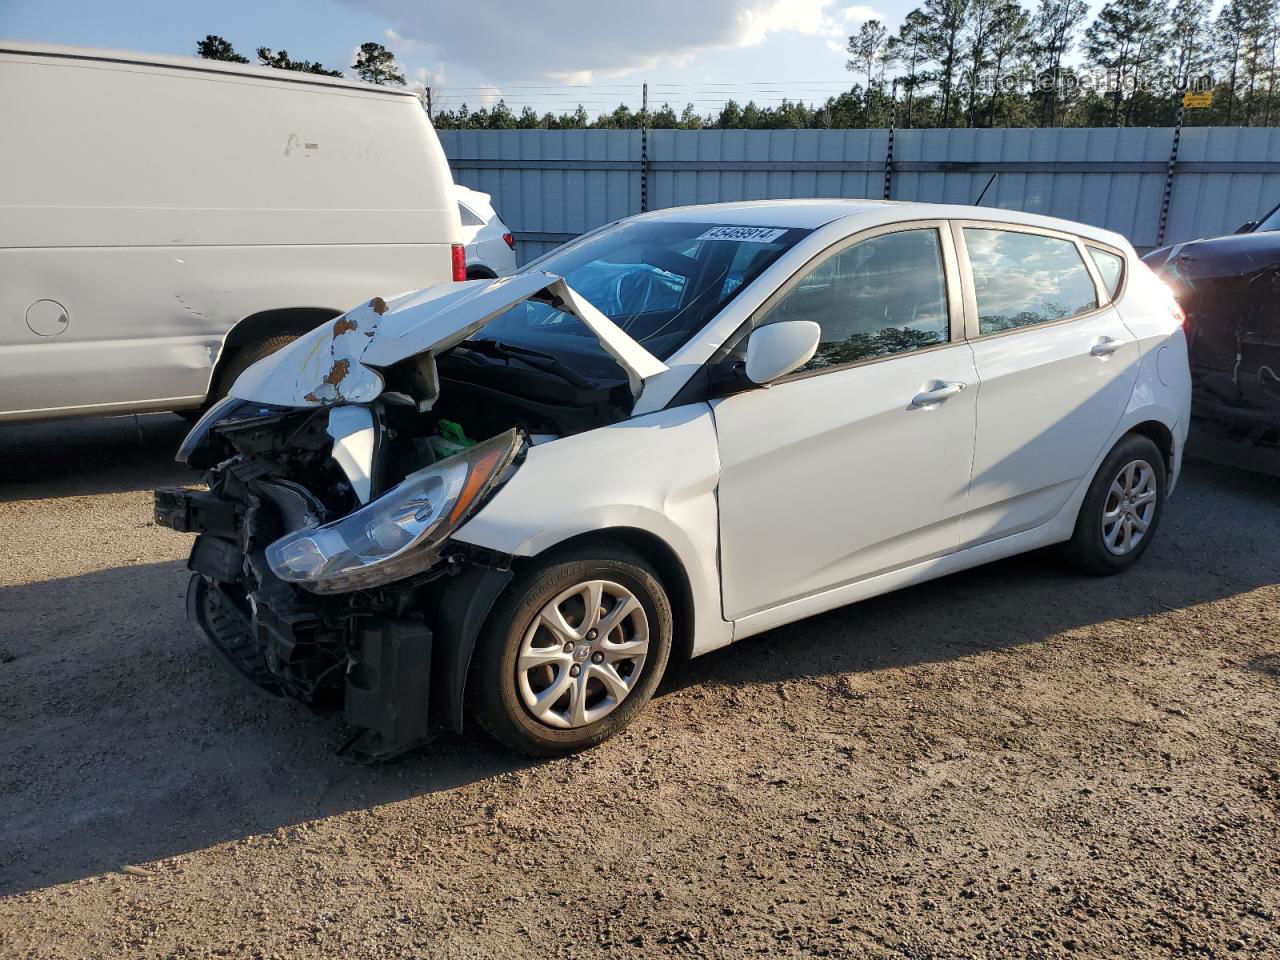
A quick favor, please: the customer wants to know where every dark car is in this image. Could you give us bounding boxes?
[1143,204,1280,441]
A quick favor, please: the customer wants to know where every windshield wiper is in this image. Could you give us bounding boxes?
[459,339,594,390]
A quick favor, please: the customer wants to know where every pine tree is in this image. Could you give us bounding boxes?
[1168,0,1213,89]
[1031,0,1089,125]
[848,20,889,91]
[196,35,248,63]
[963,0,1001,125]
[1085,0,1167,125]
[921,0,972,126]
[351,41,405,85]
[257,47,342,77]
[988,2,1032,125]
[1216,3,1247,122]
[886,10,933,128]
[1237,0,1279,121]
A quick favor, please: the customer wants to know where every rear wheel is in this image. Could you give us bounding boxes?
[208,335,300,406]
[1063,433,1167,575]
[470,543,673,757]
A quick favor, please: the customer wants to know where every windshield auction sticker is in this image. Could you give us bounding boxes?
[695,226,787,243]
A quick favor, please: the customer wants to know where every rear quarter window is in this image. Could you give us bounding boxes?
[1087,246,1125,299]
[964,228,1099,335]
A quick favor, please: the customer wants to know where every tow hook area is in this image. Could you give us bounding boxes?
[187,571,436,762]
[342,620,433,761]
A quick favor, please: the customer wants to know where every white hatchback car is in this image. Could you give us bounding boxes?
[455,184,518,279]
[159,200,1190,759]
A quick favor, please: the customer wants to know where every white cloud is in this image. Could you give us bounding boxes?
[412,64,446,86]
[738,0,880,45]
[338,0,884,82]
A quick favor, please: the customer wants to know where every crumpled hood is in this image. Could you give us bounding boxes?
[228,272,668,408]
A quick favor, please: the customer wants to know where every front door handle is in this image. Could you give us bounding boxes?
[1090,336,1128,357]
[910,380,967,408]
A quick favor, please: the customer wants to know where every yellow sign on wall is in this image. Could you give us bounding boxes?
[1183,91,1213,109]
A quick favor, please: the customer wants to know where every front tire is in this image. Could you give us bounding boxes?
[470,543,673,757]
[1063,433,1167,576]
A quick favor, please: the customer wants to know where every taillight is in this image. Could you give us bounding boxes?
[1162,282,1188,335]
[1173,300,1190,337]
[451,243,466,282]
[503,232,515,250]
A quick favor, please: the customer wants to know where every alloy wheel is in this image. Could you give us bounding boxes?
[1101,458,1157,556]
[515,579,650,729]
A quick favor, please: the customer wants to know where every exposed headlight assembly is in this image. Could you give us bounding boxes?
[266,428,525,594]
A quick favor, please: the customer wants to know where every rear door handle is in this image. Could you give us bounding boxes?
[910,381,967,408]
[1090,336,1128,357]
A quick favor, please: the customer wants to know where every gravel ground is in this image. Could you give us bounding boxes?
[1,414,1277,959]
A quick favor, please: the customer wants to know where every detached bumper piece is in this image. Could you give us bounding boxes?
[158,487,435,762]
[155,487,240,538]
[185,571,436,761]
[343,620,434,761]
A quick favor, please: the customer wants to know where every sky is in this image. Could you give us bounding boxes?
[0,0,947,117]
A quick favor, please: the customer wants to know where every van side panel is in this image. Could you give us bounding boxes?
[0,50,460,420]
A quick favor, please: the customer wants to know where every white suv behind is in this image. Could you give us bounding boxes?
[456,185,518,279]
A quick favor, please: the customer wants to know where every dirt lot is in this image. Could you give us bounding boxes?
[1,414,1277,959]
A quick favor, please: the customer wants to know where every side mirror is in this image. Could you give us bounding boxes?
[1235,220,1259,234]
[744,320,821,385]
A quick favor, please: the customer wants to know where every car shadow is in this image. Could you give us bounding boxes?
[665,458,1280,696]
[0,554,538,895]
[0,413,191,503]
[1,460,1275,895]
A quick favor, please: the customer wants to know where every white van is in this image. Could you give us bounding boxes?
[0,42,462,423]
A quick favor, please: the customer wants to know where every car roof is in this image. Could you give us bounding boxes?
[631,199,896,229]
[0,40,419,97]
[454,184,496,214]
[631,199,1129,248]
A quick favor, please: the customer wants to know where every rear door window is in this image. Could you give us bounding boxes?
[963,228,1099,335]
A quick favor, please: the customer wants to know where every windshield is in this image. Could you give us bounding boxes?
[1255,203,1280,233]
[474,220,810,380]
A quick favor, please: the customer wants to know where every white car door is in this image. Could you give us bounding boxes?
[712,223,978,622]
[955,224,1140,546]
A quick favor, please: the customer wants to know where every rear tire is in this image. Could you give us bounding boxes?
[470,542,673,757]
[1062,433,1167,576]
[208,335,300,406]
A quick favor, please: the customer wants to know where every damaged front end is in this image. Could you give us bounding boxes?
[155,274,666,759]
[1144,233,1280,440]
[158,403,524,760]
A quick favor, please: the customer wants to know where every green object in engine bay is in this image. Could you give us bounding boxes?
[438,419,476,448]
[428,418,477,459]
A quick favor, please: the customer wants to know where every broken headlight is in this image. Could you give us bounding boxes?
[265,428,523,594]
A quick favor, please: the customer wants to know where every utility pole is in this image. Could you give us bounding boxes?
[1155,99,1185,249]
[424,85,433,121]
[883,79,898,201]
[640,82,649,214]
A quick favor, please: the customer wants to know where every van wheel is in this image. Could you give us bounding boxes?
[208,335,299,406]
[1062,433,1167,576]
[470,543,673,757]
